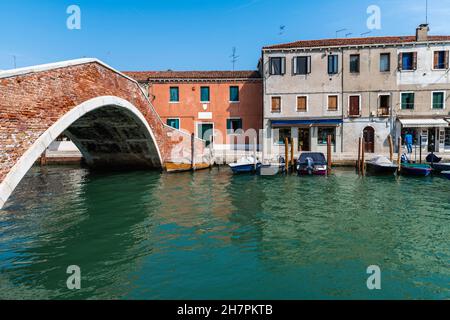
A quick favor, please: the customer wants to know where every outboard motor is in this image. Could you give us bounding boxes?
[306,157,314,175]
[401,153,409,164]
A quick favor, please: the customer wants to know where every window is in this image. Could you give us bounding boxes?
[399,52,416,71]
[433,51,449,70]
[271,96,281,113]
[293,56,311,75]
[297,96,307,112]
[227,118,242,134]
[269,57,286,75]
[167,118,180,129]
[328,95,338,111]
[432,92,445,109]
[350,54,360,73]
[229,86,239,102]
[401,92,415,110]
[318,128,336,145]
[379,95,390,116]
[200,86,210,102]
[349,95,360,116]
[274,127,291,144]
[328,55,339,74]
[380,53,390,72]
[169,87,179,102]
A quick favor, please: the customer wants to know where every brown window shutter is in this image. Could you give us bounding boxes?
[433,51,439,69]
[328,96,338,110]
[412,52,418,70]
[297,96,307,111]
[272,97,281,112]
[446,51,449,69]
[398,53,403,70]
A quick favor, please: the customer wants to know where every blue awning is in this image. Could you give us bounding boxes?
[271,119,343,126]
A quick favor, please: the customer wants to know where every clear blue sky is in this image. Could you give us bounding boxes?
[1,0,449,71]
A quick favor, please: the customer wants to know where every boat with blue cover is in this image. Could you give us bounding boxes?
[400,153,432,177]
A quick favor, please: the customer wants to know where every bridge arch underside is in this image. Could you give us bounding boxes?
[65,106,162,169]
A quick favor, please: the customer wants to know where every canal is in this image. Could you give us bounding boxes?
[0,166,449,299]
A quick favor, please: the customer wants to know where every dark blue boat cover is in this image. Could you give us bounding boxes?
[298,153,326,165]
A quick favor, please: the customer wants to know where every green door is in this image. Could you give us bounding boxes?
[198,123,213,147]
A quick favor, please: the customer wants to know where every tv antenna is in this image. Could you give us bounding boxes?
[361,31,372,36]
[336,28,347,38]
[345,33,353,38]
[425,0,428,24]
[230,47,239,71]
[279,25,286,36]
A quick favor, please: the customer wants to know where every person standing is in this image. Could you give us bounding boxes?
[405,133,413,154]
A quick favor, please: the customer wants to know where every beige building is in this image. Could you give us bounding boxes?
[262,24,450,159]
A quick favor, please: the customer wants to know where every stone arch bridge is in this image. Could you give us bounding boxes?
[0,59,208,209]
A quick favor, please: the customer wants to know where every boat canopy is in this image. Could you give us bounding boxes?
[368,156,394,165]
[298,153,326,165]
[399,119,449,128]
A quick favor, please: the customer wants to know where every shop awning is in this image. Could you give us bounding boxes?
[399,119,449,128]
[271,119,343,127]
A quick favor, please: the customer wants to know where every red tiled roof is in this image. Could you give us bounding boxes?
[263,35,450,50]
[124,70,261,82]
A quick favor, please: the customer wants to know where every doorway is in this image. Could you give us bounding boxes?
[298,128,310,151]
[428,128,437,152]
[197,123,214,147]
[363,126,375,153]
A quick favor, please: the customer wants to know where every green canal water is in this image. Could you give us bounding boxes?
[0,166,449,300]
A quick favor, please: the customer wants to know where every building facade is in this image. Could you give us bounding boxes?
[125,71,263,151]
[262,24,450,159]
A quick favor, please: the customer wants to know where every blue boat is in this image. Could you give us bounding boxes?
[229,157,261,174]
[401,163,432,177]
[442,171,450,179]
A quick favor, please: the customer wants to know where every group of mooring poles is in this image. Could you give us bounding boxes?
[283,135,333,175]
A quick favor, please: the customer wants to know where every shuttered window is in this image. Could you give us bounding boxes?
[270,57,286,75]
[350,54,360,73]
[271,97,281,113]
[167,118,180,129]
[380,53,390,72]
[434,51,449,70]
[401,93,415,110]
[293,56,311,75]
[229,86,239,102]
[328,95,338,111]
[349,96,360,116]
[200,86,210,102]
[432,92,445,109]
[328,55,339,74]
[399,52,417,71]
[169,87,179,102]
[297,96,307,112]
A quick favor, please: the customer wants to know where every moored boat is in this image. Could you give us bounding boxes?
[229,156,261,174]
[441,171,450,179]
[400,163,432,177]
[258,156,286,176]
[366,156,398,176]
[430,162,450,173]
[296,152,327,176]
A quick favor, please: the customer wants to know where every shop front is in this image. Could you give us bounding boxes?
[397,118,449,153]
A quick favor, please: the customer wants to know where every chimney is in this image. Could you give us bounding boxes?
[416,24,429,42]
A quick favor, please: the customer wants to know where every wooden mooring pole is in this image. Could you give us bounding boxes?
[388,135,394,162]
[290,137,295,172]
[284,137,289,173]
[397,137,402,172]
[327,135,332,175]
[191,133,195,171]
[361,138,365,176]
[357,137,362,175]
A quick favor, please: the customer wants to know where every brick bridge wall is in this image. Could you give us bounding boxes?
[0,59,207,208]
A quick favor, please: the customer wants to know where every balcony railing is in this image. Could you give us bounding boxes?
[378,107,390,117]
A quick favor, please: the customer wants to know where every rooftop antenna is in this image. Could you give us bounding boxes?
[361,31,372,36]
[345,32,353,38]
[279,25,286,36]
[336,28,347,38]
[230,47,239,71]
[426,0,428,24]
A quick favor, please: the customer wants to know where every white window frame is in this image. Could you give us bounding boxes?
[200,86,210,104]
[169,86,180,104]
[270,96,282,113]
[327,94,339,112]
[347,94,362,116]
[296,95,308,113]
[431,91,446,110]
[167,118,181,130]
[400,91,415,110]
[229,86,240,104]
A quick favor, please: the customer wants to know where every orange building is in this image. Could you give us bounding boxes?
[125,71,263,150]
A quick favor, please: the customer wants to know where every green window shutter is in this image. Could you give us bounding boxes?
[170,87,179,102]
[201,87,210,102]
[230,86,239,102]
[167,119,179,129]
[433,92,444,109]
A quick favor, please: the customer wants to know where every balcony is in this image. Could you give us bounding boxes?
[378,107,390,117]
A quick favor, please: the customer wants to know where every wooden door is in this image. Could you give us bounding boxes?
[349,96,360,116]
[363,127,375,153]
